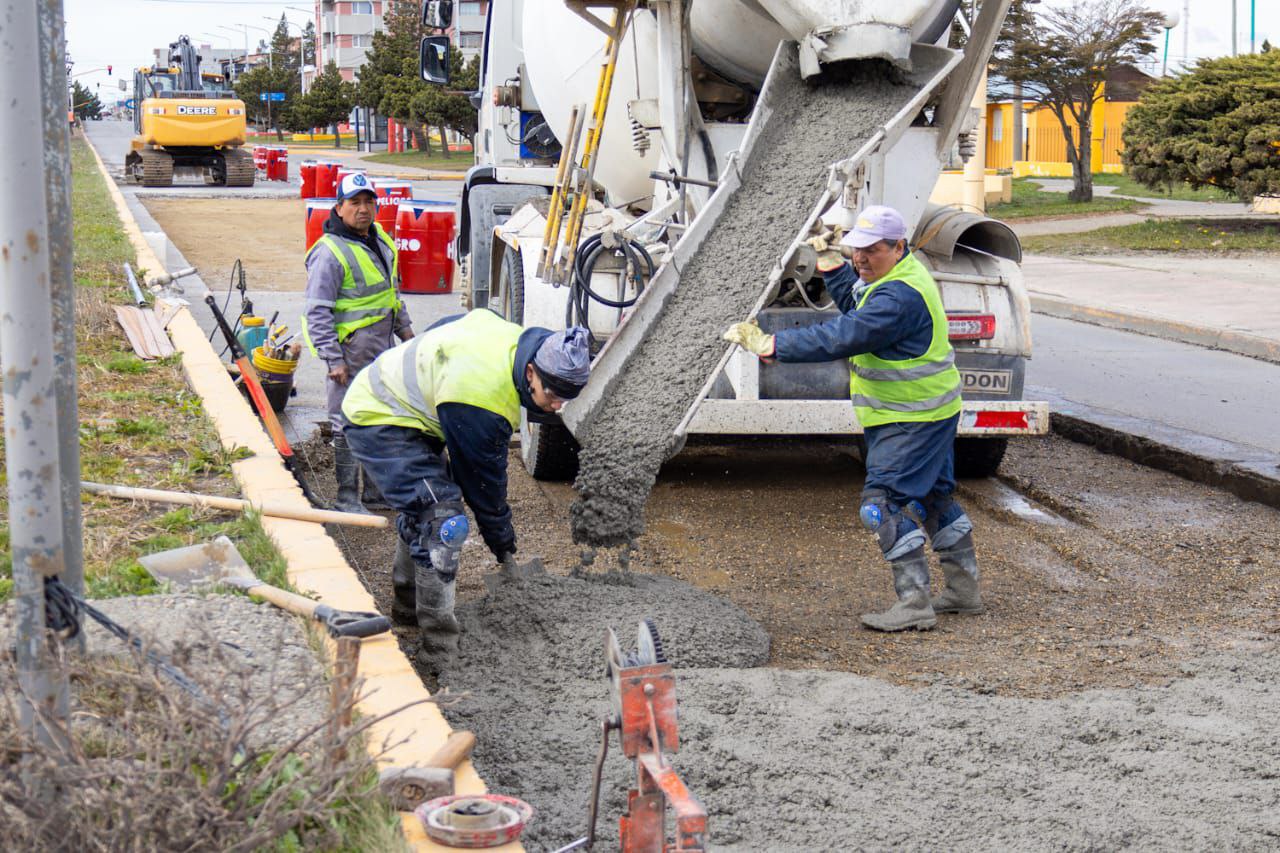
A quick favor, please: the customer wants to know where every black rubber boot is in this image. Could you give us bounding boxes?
[361,466,391,511]
[390,538,417,626]
[414,565,460,669]
[332,433,365,514]
[860,548,937,632]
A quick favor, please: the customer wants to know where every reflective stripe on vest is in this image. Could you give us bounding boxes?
[341,309,523,438]
[302,224,401,354]
[849,251,962,428]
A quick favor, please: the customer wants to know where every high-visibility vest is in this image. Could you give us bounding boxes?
[850,251,962,428]
[341,308,523,440]
[302,224,402,354]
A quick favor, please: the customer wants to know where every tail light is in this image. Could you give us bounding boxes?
[947,313,996,341]
[972,410,1029,430]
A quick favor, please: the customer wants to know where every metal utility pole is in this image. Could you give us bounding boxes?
[1182,0,1189,66]
[1,0,74,746]
[1232,0,1238,56]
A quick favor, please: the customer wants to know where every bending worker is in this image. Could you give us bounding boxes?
[304,172,414,513]
[341,309,591,665]
[724,205,980,632]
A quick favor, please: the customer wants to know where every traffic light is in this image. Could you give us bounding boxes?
[107,64,112,75]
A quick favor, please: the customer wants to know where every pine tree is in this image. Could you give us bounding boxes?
[1123,50,1280,201]
[298,62,356,148]
[71,80,103,120]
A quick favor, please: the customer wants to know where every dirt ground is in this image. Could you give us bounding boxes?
[299,433,1280,849]
[144,198,308,293]
[309,434,1280,699]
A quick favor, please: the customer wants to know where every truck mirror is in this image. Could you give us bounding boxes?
[420,35,450,85]
[422,0,453,30]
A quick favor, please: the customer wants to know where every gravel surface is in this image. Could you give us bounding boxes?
[569,49,921,548]
[1,593,330,750]
[317,430,1280,850]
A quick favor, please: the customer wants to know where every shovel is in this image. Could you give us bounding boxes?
[139,536,392,639]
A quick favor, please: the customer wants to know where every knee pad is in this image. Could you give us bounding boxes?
[420,503,468,582]
[859,490,926,560]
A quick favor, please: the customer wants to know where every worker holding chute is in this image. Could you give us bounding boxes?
[724,205,981,632]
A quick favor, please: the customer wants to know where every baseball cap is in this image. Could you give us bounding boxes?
[839,205,908,249]
[337,172,376,201]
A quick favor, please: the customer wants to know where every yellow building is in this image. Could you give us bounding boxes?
[985,65,1154,176]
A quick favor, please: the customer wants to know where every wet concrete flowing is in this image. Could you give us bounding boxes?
[569,49,921,548]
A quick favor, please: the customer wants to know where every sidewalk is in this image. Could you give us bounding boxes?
[1022,253,1280,363]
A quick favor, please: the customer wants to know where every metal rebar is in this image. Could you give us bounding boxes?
[37,0,85,606]
[1,0,73,747]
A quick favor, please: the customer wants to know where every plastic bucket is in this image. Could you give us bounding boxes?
[305,198,337,252]
[372,179,412,235]
[252,346,298,413]
[300,160,318,198]
[395,199,457,294]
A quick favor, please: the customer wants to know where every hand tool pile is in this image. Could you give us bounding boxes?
[262,323,301,361]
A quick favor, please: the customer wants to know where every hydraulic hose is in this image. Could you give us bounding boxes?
[565,233,656,344]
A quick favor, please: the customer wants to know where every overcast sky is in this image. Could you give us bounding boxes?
[66,0,1274,104]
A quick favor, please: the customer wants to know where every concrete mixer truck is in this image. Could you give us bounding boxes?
[429,0,1047,480]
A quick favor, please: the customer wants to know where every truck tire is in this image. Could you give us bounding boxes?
[954,437,1007,479]
[496,243,581,481]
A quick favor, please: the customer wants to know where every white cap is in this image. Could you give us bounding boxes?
[839,205,908,249]
[337,172,376,201]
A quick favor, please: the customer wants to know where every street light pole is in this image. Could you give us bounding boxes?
[1,0,74,749]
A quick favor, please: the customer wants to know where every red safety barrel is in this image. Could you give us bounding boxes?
[253,145,269,173]
[395,200,456,294]
[315,162,340,198]
[265,147,280,181]
[372,179,412,235]
[270,147,289,182]
[299,160,318,198]
[305,198,337,252]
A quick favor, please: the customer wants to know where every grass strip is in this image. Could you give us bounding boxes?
[360,149,472,170]
[1021,217,1280,254]
[0,137,287,600]
[988,177,1148,220]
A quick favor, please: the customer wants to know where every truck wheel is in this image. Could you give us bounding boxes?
[954,437,1008,479]
[497,244,581,481]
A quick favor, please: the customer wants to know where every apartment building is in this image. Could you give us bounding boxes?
[313,0,387,83]
[455,1,488,61]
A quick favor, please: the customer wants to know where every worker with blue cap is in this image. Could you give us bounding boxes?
[723,205,979,633]
[304,172,414,514]
[341,310,592,665]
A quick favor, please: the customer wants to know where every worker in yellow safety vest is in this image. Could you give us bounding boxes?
[341,309,591,667]
[304,172,414,513]
[723,205,981,632]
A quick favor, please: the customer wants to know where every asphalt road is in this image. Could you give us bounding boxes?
[1029,313,1280,454]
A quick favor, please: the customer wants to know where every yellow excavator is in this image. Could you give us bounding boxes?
[127,35,255,187]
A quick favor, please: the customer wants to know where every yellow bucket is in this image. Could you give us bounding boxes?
[252,346,300,376]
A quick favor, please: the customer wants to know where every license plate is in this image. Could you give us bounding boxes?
[960,368,1012,395]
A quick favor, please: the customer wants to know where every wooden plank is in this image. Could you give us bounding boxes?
[113,305,155,360]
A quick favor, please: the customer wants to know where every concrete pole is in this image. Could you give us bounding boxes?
[37,0,84,605]
[1232,0,1238,56]
[962,67,988,214]
[1,0,73,746]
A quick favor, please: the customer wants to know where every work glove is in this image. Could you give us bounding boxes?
[723,320,776,361]
[806,230,847,272]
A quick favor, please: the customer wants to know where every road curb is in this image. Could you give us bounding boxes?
[1030,293,1280,365]
[82,133,516,851]
[1032,386,1280,511]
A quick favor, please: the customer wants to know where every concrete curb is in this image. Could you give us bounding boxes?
[82,137,517,851]
[1031,386,1280,511]
[1030,293,1280,365]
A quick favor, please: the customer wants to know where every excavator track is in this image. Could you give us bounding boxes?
[135,148,174,188]
[223,148,256,187]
